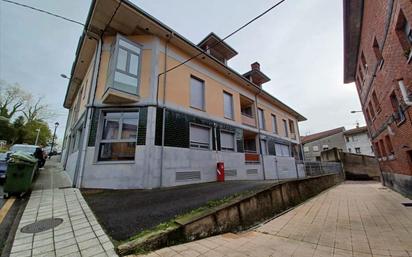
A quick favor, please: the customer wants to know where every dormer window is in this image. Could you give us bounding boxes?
[107,34,142,95]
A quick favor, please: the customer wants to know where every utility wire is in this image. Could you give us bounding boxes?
[160,0,287,76]
[1,0,85,26]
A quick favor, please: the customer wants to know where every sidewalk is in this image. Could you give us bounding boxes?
[9,158,117,257]
[138,181,412,257]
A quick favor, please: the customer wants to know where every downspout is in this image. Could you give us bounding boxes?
[62,108,72,170]
[157,33,173,188]
[254,88,266,180]
[74,37,102,188]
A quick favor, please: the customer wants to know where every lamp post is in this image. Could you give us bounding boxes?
[49,122,59,159]
[350,110,363,113]
[60,74,70,79]
[34,128,41,145]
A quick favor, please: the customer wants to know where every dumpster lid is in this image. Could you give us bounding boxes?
[10,151,38,163]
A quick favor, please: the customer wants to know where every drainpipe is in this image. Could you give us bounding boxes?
[157,33,173,187]
[254,88,266,180]
[62,108,72,170]
[74,37,102,188]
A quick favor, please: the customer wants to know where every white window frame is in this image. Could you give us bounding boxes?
[303,146,309,153]
[313,145,319,152]
[220,130,236,152]
[107,34,142,95]
[189,123,211,150]
[190,76,205,110]
[96,111,139,162]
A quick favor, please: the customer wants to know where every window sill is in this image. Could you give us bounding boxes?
[224,116,235,121]
[190,106,206,112]
[95,160,135,165]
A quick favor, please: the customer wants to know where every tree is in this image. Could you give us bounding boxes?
[0,80,29,119]
[23,96,56,123]
[0,118,15,144]
[21,120,52,146]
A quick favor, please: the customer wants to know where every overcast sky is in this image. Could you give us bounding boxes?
[0,0,364,140]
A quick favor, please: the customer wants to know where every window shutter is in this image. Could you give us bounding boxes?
[223,92,233,119]
[190,125,210,144]
[190,77,204,109]
[221,131,234,150]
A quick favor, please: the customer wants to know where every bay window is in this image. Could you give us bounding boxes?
[107,35,141,95]
[98,111,139,161]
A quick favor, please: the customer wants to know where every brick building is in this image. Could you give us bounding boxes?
[343,0,412,195]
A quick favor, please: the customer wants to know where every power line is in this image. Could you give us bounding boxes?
[1,0,85,26]
[160,0,287,76]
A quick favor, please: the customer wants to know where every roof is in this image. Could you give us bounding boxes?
[343,0,364,83]
[301,127,345,144]
[63,0,306,122]
[343,126,368,135]
[197,32,238,60]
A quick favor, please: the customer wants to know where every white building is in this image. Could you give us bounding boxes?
[344,126,374,156]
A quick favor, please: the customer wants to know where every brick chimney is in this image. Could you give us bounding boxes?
[251,62,260,71]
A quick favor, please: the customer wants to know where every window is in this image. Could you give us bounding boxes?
[372,91,380,112]
[348,148,352,153]
[275,143,290,157]
[190,124,210,149]
[368,101,375,118]
[223,91,234,119]
[283,119,288,137]
[288,119,295,134]
[313,145,319,152]
[385,135,394,155]
[374,142,381,157]
[190,77,205,110]
[98,111,139,161]
[260,140,267,155]
[322,145,329,150]
[220,131,235,151]
[303,146,309,152]
[258,108,265,129]
[372,37,384,69]
[390,92,406,124]
[379,139,387,157]
[108,36,141,94]
[355,147,361,154]
[271,115,278,134]
[346,136,350,142]
[396,9,412,53]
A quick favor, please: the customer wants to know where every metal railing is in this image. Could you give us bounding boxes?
[296,160,342,177]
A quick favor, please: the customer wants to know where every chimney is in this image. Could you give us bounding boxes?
[251,62,260,71]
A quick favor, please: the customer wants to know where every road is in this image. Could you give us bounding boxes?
[139,181,412,257]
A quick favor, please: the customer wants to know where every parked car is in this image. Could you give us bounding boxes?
[0,152,10,180]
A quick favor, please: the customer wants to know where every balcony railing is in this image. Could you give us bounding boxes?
[245,152,260,163]
[241,114,256,127]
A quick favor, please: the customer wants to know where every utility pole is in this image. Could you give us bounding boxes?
[34,128,41,145]
[49,122,59,158]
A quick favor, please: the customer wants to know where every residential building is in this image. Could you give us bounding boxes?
[60,0,306,189]
[343,0,412,195]
[344,126,374,156]
[301,127,346,161]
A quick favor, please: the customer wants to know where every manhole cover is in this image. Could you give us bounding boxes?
[21,218,63,233]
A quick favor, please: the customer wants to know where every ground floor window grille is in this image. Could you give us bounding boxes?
[98,111,139,161]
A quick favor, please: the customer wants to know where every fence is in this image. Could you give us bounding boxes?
[296,160,343,177]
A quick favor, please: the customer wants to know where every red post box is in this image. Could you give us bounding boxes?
[217,162,224,182]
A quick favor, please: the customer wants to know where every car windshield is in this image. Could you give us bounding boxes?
[10,145,38,154]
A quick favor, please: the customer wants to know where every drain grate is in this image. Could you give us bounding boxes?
[401,202,412,207]
[21,218,63,233]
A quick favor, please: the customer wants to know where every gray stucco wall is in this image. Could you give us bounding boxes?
[303,132,346,161]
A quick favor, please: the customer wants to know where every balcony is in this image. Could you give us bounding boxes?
[243,130,260,163]
[102,87,140,104]
[240,94,256,127]
[245,152,260,163]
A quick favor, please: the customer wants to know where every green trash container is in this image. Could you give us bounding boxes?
[4,151,38,197]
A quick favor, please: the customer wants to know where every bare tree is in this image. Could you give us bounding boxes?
[23,95,56,122]
[0,80,29,119]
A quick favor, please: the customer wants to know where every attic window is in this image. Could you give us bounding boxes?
[107,34,142,95]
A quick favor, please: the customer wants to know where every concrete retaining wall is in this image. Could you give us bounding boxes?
[340,152,380,180]
[381,171,412,197]
[117,173,343,255]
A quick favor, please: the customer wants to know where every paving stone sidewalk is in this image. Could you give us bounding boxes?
[9,159,118,257]
[137,181,412,257]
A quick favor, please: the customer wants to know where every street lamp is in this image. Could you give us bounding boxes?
[350,110,363,113]
[49,122,59,159]
[60,74,70,79]
[34,128,41,145]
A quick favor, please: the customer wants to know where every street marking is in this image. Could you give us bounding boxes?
[0,197,15,224]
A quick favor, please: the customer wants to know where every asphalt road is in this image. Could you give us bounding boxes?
[82,180,277,242]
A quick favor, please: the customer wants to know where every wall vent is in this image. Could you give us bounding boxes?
[176,171,201,181]
[225,169,237,177]
[246,169,258,175]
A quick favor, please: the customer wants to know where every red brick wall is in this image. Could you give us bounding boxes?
[354,0,412,176]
